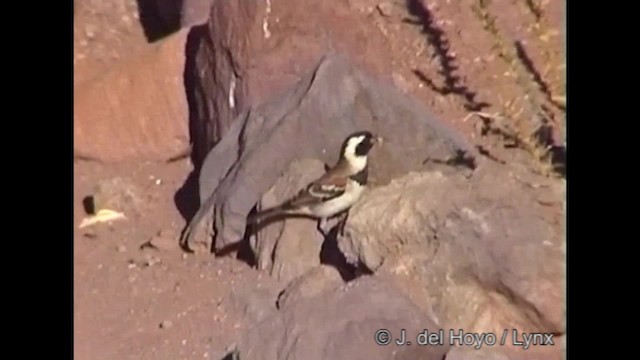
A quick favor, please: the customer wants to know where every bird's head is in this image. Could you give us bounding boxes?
[340,131,381,170]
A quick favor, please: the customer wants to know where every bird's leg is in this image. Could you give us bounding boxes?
[317,217,330,237]
[338,210,349,237]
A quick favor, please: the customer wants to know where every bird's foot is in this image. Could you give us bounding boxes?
[337,211,349,237]
[317,212,350,238]
[317,218,331,238]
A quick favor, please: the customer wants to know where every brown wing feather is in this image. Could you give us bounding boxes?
[282,189,323,209]
[283,163,349,209]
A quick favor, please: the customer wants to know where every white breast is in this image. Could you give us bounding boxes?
[309,181,366,218]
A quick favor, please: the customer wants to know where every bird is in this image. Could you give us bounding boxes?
[246,130,381,236]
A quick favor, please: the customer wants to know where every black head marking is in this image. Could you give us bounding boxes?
[341,130,375,157]
[355,136,374,156]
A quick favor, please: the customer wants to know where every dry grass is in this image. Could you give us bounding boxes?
[520,0,566,112]
[470,0,565,178]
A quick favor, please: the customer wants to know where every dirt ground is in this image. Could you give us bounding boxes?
[73,0,564,359]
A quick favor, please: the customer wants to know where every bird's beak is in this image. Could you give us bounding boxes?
[374,135,384,145]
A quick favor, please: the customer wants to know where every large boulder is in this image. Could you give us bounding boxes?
[181,54,477,254]
[184,0,396,168]
[249,159,327,283]
[233,275,451,360]
[338,160,565,357]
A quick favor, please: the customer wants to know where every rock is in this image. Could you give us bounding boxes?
[250,159,326,283]
[236,276,450,360]
[179,0,213,27]
[228,286,279,325]
[91,177,143,216]
[185,0,395,168]
[446,333,565,360]
[142,254,162,268]
[276,265,343,310]
[74,29,189,162]
[182,54,477,253]
[338,160,565,340]
[159,320,173,329]
[146,230,179,251]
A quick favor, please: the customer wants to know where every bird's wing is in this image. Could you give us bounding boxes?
[283,169,348,209]
[307,175,347,199]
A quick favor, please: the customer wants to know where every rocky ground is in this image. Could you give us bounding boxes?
[73,0,565,359]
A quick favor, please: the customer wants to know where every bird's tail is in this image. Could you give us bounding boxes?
[246,205,289,224]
